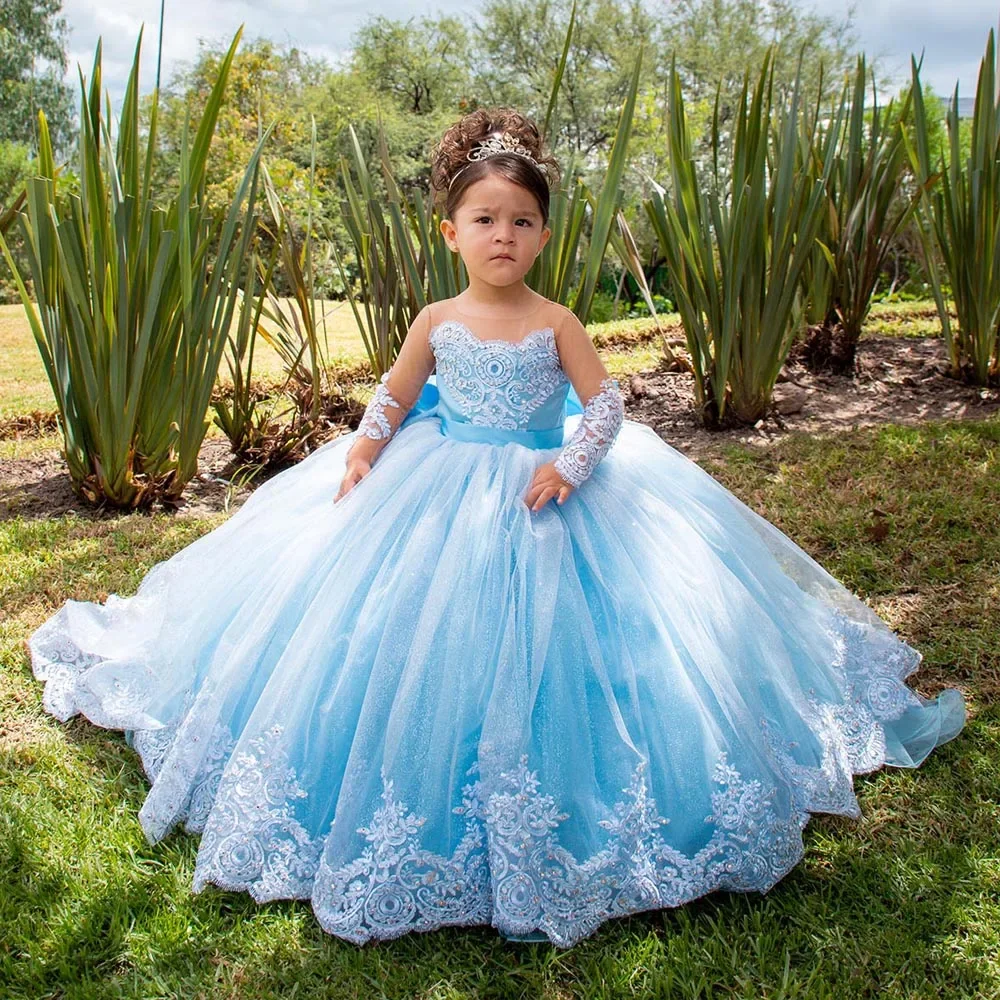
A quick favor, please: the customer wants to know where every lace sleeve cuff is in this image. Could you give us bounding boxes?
[553,377,624,488]
[356,371,404,441]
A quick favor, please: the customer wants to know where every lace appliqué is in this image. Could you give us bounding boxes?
[311,768,492,942]
[314,752,803,948]
[554,377,624,488]
[357,371,403,440]
[193,725,321,901]
[430,321,568,430]
[28,595,161,727]
[760,608,926,818]
[131,713,236,841]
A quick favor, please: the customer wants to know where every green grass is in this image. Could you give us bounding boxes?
[2,413,997,997]
[1,300,997,997]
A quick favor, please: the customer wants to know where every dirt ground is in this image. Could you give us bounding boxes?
[2,334,998,522]
[627,334,1000,460]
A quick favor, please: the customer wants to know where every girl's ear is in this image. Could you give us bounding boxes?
[440,217,457,251]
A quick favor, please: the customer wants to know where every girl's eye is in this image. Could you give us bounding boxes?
[473,217,532,226]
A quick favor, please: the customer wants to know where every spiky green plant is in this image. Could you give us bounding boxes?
[257,119,337,425]
[0,27,270,507]
[211,245,284,457]
[646,50,836,425]
[331,122,418,380]
[799,56,924,372]
[906,30,1000,384]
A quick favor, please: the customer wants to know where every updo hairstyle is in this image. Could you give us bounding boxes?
[429,108,561,225]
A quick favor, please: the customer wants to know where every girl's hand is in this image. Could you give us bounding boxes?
[334,457,372,503]
[524,461,574,512]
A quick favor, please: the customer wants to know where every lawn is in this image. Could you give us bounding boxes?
[1,300,997,999]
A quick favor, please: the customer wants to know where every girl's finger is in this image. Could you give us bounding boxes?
[532,487,556,511]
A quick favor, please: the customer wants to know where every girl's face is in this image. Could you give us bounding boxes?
[440,173,551,292]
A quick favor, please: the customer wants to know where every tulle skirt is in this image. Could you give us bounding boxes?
[27,411,966,947]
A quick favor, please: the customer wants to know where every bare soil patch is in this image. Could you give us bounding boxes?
[627,334,1000,461]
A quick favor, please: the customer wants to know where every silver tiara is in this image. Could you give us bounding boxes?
[448,131,540,188]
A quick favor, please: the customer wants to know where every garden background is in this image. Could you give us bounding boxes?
[1,0,998,996]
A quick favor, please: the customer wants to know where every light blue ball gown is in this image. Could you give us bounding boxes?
[27,318,965,948]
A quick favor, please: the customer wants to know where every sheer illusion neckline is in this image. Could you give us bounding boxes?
[430,319,556,348]
[453,297,546,322]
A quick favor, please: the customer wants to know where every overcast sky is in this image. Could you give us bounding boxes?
[59,0,1000,111]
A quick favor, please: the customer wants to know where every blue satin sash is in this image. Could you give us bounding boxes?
[398,375,581,451]
[438,413,564,449]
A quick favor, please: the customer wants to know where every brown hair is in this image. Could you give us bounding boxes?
[429,107,561,225]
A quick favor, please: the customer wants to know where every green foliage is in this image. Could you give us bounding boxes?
[0,139,31,208]
[648,50,834,426]
[152,39,328,222]
[353,14,471,115]
[0,140,33,301]
[660,0,858,108]
[803,57,924,351]
[473,0,656,157]
[907,30,1000,384]
[627,292,674,319]
[0,28,271,508]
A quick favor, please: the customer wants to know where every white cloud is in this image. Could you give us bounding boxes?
[815,0,1000,97]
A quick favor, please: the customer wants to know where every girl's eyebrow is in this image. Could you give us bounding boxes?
[467,206,541,218]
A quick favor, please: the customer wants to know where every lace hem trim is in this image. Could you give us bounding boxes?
[30,604,940,947]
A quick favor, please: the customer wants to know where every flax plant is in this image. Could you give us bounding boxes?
[0,29,269,507]
[331,123,412,380]
[906,30,1000,384]
[800,57,924,372]
[647,51,836,425]
[211,245,285,456]
[258,123,337,427]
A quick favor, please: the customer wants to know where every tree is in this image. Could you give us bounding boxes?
[155,38,328,213]
[0,0,75,154]
[351,14,472,116]
[656,0,860,113]
[343,13,478,197]
[472,0,657,162]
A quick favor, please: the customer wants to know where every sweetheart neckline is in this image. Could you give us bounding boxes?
[430,320,556,348]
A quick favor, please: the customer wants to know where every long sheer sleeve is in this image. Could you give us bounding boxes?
[551,310,624,489]
[348,306,436,465]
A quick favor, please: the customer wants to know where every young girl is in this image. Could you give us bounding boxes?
[28,108,965,949]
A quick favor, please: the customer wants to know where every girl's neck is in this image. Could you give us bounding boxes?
[457,281,542,317]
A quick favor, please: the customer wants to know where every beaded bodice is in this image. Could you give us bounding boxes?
[429,320,571,432]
